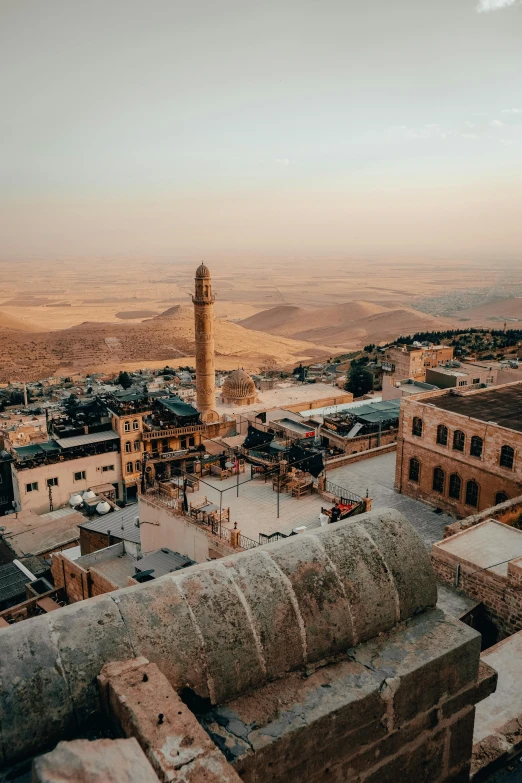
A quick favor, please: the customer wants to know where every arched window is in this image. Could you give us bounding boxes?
[132,419,139,430]
[436,424,448,446]
[495,491,509,506]
[432,467,445,494]
[135,460,141,472]
[126,461,133,473]
[453,430,465,452]
[412,417,423,437]
[124,421,130,432]
[125,441,131,453]
[134,440,141,451]
[465,479,479,508]
[409,457,420,483]
[449,473,461,500]
[470,435,483,459]
[500,445,515,470]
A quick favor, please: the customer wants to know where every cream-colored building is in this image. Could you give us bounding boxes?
[11,451,122,515]
[383,344,454,382]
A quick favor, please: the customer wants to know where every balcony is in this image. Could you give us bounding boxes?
[141,424,205,441]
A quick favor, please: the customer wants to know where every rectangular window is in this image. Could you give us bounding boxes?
[26,482,38,492]
[134,441,141,451]
[46,477,59,487]
[458,380,467,387]
[472,378,480,385]
[102,465,114,472]
[74,470,86,481]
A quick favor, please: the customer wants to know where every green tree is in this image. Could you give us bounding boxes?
[345,363,373,397]
[117,371,132,389]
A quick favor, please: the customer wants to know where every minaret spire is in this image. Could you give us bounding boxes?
[192,263,218,422]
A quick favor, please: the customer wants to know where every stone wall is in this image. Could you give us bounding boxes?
[138,495,235,562]
[51,544,123,602]
[444,494,522,538]
[321,426,398,455]
[325,442,397,471]
[432,540,522,639]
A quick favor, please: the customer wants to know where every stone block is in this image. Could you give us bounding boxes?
[102,660,241,782]
[440,660,497,719]
[32,738,159,782]
[448,707,475,771]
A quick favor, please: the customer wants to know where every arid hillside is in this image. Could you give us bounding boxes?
[0,310,39,331]
[0,305,331,382]
[239,301,456,348]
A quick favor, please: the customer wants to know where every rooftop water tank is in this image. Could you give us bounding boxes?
[69,494,83,507]
[96,501,111,515]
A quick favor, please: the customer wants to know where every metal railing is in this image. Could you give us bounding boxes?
[324,480,363,505]
[142,424,205,440]
[239,533,259,550]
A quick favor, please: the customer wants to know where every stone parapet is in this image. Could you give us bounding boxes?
[0,509,435,766]
[199,608,485,783]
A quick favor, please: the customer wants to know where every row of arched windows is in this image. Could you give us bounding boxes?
[124,419,140,432]
[411,418,515,469]
[409,458,509,508]
[126,461,141,473]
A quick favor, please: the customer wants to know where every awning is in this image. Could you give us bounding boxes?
[55,430,119,449]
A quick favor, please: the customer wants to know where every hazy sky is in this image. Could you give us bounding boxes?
[1,0,521,262]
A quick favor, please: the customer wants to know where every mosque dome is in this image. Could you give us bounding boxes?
[195,263,211,279]
[221,369,257,405]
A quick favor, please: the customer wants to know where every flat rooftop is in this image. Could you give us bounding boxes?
[426,383,522,432]
[215,382,348,415]
[433,519,522,576]
[474,630,522,744]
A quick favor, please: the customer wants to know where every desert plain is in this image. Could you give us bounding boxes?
[1,256,522,382]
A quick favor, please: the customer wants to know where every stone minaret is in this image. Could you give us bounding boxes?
[192,263,218,422]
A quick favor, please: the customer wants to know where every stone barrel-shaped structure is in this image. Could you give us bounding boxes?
[0,509,436,766]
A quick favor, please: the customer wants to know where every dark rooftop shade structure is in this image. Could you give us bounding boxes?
[158,396,200,418]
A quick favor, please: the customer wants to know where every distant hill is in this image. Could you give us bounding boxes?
[0,305,331,382]
[0,310,38,331]
[239,301,454,348]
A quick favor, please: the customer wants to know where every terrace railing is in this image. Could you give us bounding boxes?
[142,424,205,440]
[325,480,363,506]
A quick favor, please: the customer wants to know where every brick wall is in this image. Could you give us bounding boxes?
[444,494,522,537]
[395,389,522,517]
[80,527,118,555]
[432,545,522,639]
[322,426,397,455]
[51,549,121,603]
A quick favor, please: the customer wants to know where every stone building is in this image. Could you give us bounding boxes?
[426,361,497,390]
[0,510,494,782]
[395,381,522,518]
[383,343,454,382]
[221,368,258,406]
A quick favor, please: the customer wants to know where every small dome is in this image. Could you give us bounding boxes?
[222,369,256,401]
[195,262,211,279]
